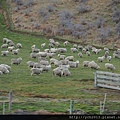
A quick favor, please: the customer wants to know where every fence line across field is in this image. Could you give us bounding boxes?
[94,71,120,90]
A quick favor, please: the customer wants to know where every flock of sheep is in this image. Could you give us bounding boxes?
[0,37,120,77]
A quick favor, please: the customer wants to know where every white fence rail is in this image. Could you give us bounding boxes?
[94,71,120,90]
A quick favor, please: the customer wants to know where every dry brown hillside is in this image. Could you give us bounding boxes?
[9,0,120,48]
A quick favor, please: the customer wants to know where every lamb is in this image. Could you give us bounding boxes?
[47,53,55,58]
[98,56,105,62]
[11,57,22,65]
[73,44,77,48]
[71,48,78,53]
[107,56,112,62]
[65,56,74,61]
[31,44,36,49]
[58,48,67,53]
[41,43,46,48]
[27,61,35,68]
[42,65,51,72]
[39,60,49,65]
[68,60,79,68]
[30,53,38,58]
[12,49,20,55]
[88,61,100,70]
[33,62,44,68]
[50,58,58,64]
[105,63,115,71]
[1,44,8,48]
[16,43,22,48]
[83,61,90,67]
[1,51,9,56]
[86,51,90,56]
[78,52,83,58]
[63,41,69,46]
[0,65,9,74]
[113,53,120,58]
[0,64,11,71]
[60,59,69,65]
[58,54,66,60]
[78,45,83,50]
[53,67,62,77]
[61,68,71,77]
[32,48,40,53]
[8,46,15,52]
[31,68,43,76]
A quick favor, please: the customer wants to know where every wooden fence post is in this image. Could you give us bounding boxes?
[3,102,5,115]
[94,72,97,87]
[70,100,74,114]
[9,91,12,111]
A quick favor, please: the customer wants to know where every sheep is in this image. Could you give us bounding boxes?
[30,53,38,58]
[31,44,36,49]
[86,51,90,56]
[42,65,51,72]
[49,43,54,48]
[55,42,60,47]
[50,58,58,64]
[65,56,74,61]
[7,46,15,52]
[11,57,22,65]
[78,52,83,58]
[41,43,46,48]
[105,63,115,71]
[50,48,58,53]
[8,41,15,47]
[37,52,47,57]
[1,44,8,48]
[39,60,49,65]
[58,48,67,53]
[58,54,66,60]
[78,45,83,50]
[0,65,9,74]
[92,48,102,54]
[38,56,47,62]
[71,48,78,53]
[107,56,112,62]
[73,44,77,48]
[27,61,35,68]
[104,51,109,58]
[44,49,50,53]
[53,67,62,77]
[63,41,69,46]
[16,43,22,48]
[60,59,69,65]
[68,60,79,68]
[0,71,3,75]
[32,48,40,53]
[98,56,105,62]
[1,51,9,56]
[3,38,9,43]
[113,53,120,59]
[59,64,70,69]
[12,49,20,55]
[49,38,55,45]
[31,68,43,76]
[88,61,100,70]
[0,64,11,71]
[61,68,71,77]
[104,47,109,51]
[54,60,61,67]
[47,53,55,58]
[83,61,90,67]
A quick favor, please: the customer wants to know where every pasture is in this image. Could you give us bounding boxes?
[0,12,120,114]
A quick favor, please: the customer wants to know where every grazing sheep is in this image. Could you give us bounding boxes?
[58,54,66,60]
[11,57,22,65]
[68,60,79,68]
[104,47,109,51]
[31,44,36,49]
[30,53,38,58]
[105,63,115,71]
[49,38,55,45]
[63,41,69,46]
[65,56,74,61]
[0,71,3,75]
[0,65,9,74]
[50,58,59,64]
[98,56,105,62]
[41,43,46,48]
[47,53,55,58]
[16,43,22,48]
[53,67,62,77]
[27,61,35,68]
[50,48,58,53]
[3,38,9,43]
[104,50,109,58]
[49,43,54,48]
[59,64,70,69]
[107,56,112,62]
[58,48,67,53]
[54,60,61,67]
[113,53,120,58]
[0,64,11,71]
[8,46,15,52]
[12,49,20,55]
[78,45,83,50]
[1,51,9,56]
[92,48,102,54]
[60,59,69,65]
[86,51,90,56]
[78,52,83,58]
[55,42,60,47]
[83,61,90,67]
[88,61,100,70]
[42,65,51,72]
[31,68,43,75]
[73,44,77,48]
[1,44,8,48]
[33,62,44,68]
[39,60,49,65]
[61,68,71,77]
[37,52,47,57]
[38,56,47,62]
[71,48,78,53]
[32,48,40,53]
[44,49,50,53]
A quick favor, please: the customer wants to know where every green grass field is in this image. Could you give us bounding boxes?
[0,13,120,114]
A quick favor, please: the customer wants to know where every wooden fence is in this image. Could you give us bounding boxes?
[94,71,120,90]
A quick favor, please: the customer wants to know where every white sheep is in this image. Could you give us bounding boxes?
[65,56,74,61]
[53,67,62,77]
[50,58,58,64]
[63,41,69,46]
[42,65,51,72]
[37,52,47,57]
[12,49,20,55]
[82,48,86,53]
[32,48,40,53]
[54,60,62,67]
[107,56,112,62]
[0,64,11,71]
[11,57,22,65]
[105,63,115,71]
[113,53,120,59]
[1,51,9,56]
[44,49,50,53]
[50,48,58,53]
[104,47,109,51]
[33,62,44,68]
[71,48,78,53]
[55,42,60,47]
[3,38,9,43]
[86,51,91,56]
[88,61,100,70]
[61,68,71,77]
[8,46,15,52]
[31,44,36,49]
[49,43,54,48]
[41,43,46,48]
[0,71,3,75]
[59,64,70,69]
[30,53,39,58]
[78,45,83,50]
[0,65,9,74]
[16,43,22,48]
[98,56,105,62]
[58,48,67,53]
[27,61,35,68]
[58,54,66,60]
[47,53,55,58]
[83,61,90,67]
[39,60,49,65]
[68,60,79,68]
[78,52,83,58]
[73,44,77,48]
[1,44,8,48]
[31,68,43,75]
